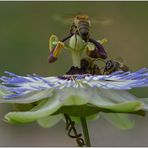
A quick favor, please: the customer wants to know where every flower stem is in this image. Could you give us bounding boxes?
[80,117,91,147]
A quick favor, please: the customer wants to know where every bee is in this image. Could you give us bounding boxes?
[80,57,101,75]
[65,57,102,75]
[48,13,108,64]
[103,57,130,75]
[70,14,90,42]
[69,13,108,59]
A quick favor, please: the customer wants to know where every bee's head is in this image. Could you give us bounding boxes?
[75,14,89,21]
[74,13,90,27]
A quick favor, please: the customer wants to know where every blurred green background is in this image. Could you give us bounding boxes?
[0,1,148,146]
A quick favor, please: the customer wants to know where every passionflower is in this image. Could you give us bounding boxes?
[0,68,148,124]
[0,34,148,147]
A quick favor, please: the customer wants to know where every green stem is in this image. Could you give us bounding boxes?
[80,117,91,147]
[71,51,81,68]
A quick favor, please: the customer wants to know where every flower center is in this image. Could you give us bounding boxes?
[58,73,91,80]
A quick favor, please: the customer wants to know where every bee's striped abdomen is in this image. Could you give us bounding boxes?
[78,21,90,41]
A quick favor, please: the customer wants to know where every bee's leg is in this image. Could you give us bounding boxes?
[89,38,108,59]
[119,65,130,72]
[51,23,76,44]
[70,23,77,35]
[61,34,73,42]
[91,64,101,75]
[80,58,90,74]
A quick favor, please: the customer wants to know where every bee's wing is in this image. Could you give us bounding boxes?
[51,14,73,25]
[115,57,126,63]
[52,14,114,26]
[115,57,130,71]
[90,17,114,26]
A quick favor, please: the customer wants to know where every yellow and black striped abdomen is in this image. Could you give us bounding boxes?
[78,21,90,41]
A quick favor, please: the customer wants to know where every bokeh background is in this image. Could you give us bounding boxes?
[0,1,148,146]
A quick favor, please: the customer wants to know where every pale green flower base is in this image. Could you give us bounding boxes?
[1,88,147,130]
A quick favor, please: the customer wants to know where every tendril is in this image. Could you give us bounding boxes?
[64,114,85,147]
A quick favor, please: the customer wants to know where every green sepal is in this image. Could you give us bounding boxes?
[54,104,100,117]
[97,101,143,112]
[54,104,145,117]
[37,114,62,128]
[101,113,134,130]
[14,103,36,111]
[4,97,62,124]
[3,88,147,125]
[69,113,100,124]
